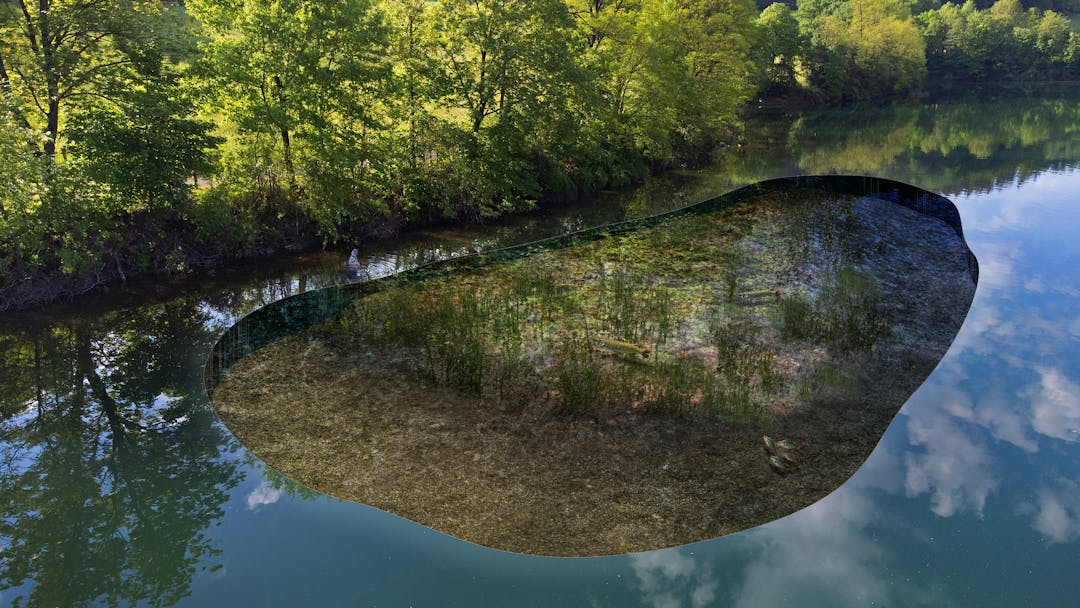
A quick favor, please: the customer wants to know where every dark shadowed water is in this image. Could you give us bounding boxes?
[2,90,1080,607]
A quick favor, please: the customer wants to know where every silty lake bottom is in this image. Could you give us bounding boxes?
[3,88,1080,606]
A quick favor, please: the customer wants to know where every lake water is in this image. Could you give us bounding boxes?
[2,90,1080,606]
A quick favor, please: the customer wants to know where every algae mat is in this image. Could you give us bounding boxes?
[211,187,977,556]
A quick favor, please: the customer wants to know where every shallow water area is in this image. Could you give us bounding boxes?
[210,183,977,555]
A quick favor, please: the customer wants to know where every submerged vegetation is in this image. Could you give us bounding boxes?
[316,190,909,425]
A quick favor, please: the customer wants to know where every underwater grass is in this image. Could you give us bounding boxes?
[317,192,914,428]
[326,258,776,425]
[778,265,892,353]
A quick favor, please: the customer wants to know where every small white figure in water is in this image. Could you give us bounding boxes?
[346,248,361,278]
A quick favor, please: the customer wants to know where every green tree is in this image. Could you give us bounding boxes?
[818,0,927,97]
[917,0,1075,81]
[0,0,168,157]
[189,0,389,204]
[757,2,806,91]
[1,2,220,299]
[570,0,757,164]
[680,0,760,135]
[422,0,586,217]
[67,58,219,215]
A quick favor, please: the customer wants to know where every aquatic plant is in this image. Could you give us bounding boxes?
[778,266,892,352]
[553,333,605,413]
[818,266,891,351]
[778,290,815,341]
[797,360,859,405]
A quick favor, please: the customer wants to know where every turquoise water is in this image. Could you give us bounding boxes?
[3,91,1080,606]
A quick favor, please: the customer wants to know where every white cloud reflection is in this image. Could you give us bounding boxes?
[945,300,1015,361]
[629,549,718,608]
[246,481,283,510]
[1027,367,1080,442]
[731,490,888,608]
[971,393,1038,452]
[729,452,953,608]
[1018,477,1080,544]
[903,407,998,518]
[967,242,1019,292]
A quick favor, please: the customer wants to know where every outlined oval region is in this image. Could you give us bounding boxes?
[205,175,979,556]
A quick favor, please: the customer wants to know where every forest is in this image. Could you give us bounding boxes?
[1,0,1078,311]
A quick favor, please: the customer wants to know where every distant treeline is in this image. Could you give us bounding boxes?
[759,0,1080,100]
[0,0,1077,310]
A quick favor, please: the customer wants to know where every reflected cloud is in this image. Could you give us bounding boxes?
[246,481,283,510]
[1068,317,1080,338]
[629,549,717,608]
[1027,367,1080,442]
[966,242,1019,292]
[1018,477,1080,544]
[730,485,933,608]
[946,301,1014,361]
[972,393,1038,453]
[910,382,1038,453]
[904,410,998,518]
[960,169,1080,236]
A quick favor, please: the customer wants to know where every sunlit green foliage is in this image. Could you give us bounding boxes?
[0,0,219,303]
[757,3,807,92]
[816,0,927,97]
[187,0,391,235]
[916,0,1080,81]
[1,0,1077,310]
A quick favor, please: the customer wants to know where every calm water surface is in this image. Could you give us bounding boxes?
[3,90,1080,606]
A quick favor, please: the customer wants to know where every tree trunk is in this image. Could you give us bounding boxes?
[39,0,60,157]
[274,76,297,189]
[280,127,296,190]
[45,98,59,157]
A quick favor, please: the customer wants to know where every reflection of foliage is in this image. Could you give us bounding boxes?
[0,303,242,607]
[730,93,1080,195]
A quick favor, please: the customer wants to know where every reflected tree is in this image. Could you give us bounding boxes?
[0,302,242,608]
[728,93,1080,194]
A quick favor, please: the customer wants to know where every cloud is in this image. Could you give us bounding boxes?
[904,412,998,517]
[246,481,283,510]
[730,489,896,608]
[629,549,717,608]
[967,242,1019,292]
[945,300,1014,361]
[629,550,716,608]
[972,393,1038,453]
[1018,477,1080,544]
[1028,367,1080,442]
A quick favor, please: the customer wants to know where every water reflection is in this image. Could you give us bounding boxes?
[732,490,898,608]
[0,304,243,606]
[731,94,1080,197]
[630,550,718,608]
[903,404,998,518]
[1020,476,1080,544]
